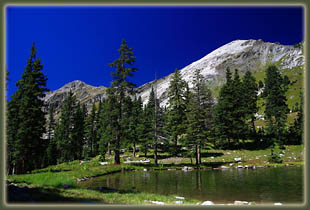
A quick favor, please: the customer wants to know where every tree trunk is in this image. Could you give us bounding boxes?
[190,151,193,164]
[114,149,120,165]
[133,142,136,157]
[154,143,158,166]
[197,144,201,165]
[195,145,199,165]
[251,117,256,135]
[108,142,111,155]
[114,135,121,165]
[154,120,158,166]
[174,136,178,157]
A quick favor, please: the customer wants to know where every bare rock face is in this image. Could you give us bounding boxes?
[136,39,304,107]
[43,39,304,112]
[43,80,107,113]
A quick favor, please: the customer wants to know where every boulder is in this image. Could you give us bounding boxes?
[151,201,165,205]
[201,201,214,205]
[183,166,194,171]
[234,201,248,205]
[234,157,242,161]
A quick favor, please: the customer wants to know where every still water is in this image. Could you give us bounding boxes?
[79,167,303,204]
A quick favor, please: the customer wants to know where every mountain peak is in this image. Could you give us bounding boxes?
[44,39,304,112]
[62,80,88,90]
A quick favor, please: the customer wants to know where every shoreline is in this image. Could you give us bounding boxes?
[6,145,304,205]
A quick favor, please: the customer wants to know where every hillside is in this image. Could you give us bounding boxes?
[43,39,304,114]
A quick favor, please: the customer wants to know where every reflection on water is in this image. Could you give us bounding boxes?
[79,167,303,204]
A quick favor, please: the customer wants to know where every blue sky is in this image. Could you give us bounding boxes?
[6,5,304,97]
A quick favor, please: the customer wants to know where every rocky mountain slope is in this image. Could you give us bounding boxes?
[43,39,304,112]
[44,80,106,113]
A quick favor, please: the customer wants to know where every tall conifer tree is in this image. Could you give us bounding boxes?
[7,43,48,173]
[84,103,97,158]
[108,40,137,164]
[262,65,290,147]
[166,68,187,156]
[54,91,76,163]
[186,69,214,165]
[214,67,234,147]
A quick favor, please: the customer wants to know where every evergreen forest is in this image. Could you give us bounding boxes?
[6,41,304,175]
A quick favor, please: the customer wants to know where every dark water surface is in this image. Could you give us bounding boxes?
[78,167,303,204]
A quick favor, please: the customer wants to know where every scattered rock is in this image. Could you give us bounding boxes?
[175,196,185,200]
[151,201,165,205]
[234,200,249,205]
[274,202,282,205]
[234,157,242,161]
[175,201,183,204]
[77,177,89,182]
[201,201,214,205]
[182,166,194,171]
[221,166,230,169]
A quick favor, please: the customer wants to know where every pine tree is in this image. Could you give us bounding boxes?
[7,92,21,174]
[186,69,214,165]
[126,95,143,157]
[98,90,119,160]
[84,103,97,158]
[54,91,76,163]
[140,103,153,158]
[231,69,248,145]
[214,67,234,148]
[94,100,104,156]
[108,40,137,164]
[262,65,290,147]
[241,71,258,141]
[7,43,49,174]
[71,102,86,160]
[288,91,303,145]
[166,68,187,156]
[122,95,134,150]
[141,86,164,163]
[46,104,57,165]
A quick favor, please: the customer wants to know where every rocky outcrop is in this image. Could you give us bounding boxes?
[136,39,304,107]
[43,80,107,113]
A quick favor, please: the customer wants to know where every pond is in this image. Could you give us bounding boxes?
[78,167,303,204]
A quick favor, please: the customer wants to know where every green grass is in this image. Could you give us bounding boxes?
[60,189,199,205]
[201,145,303,166]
